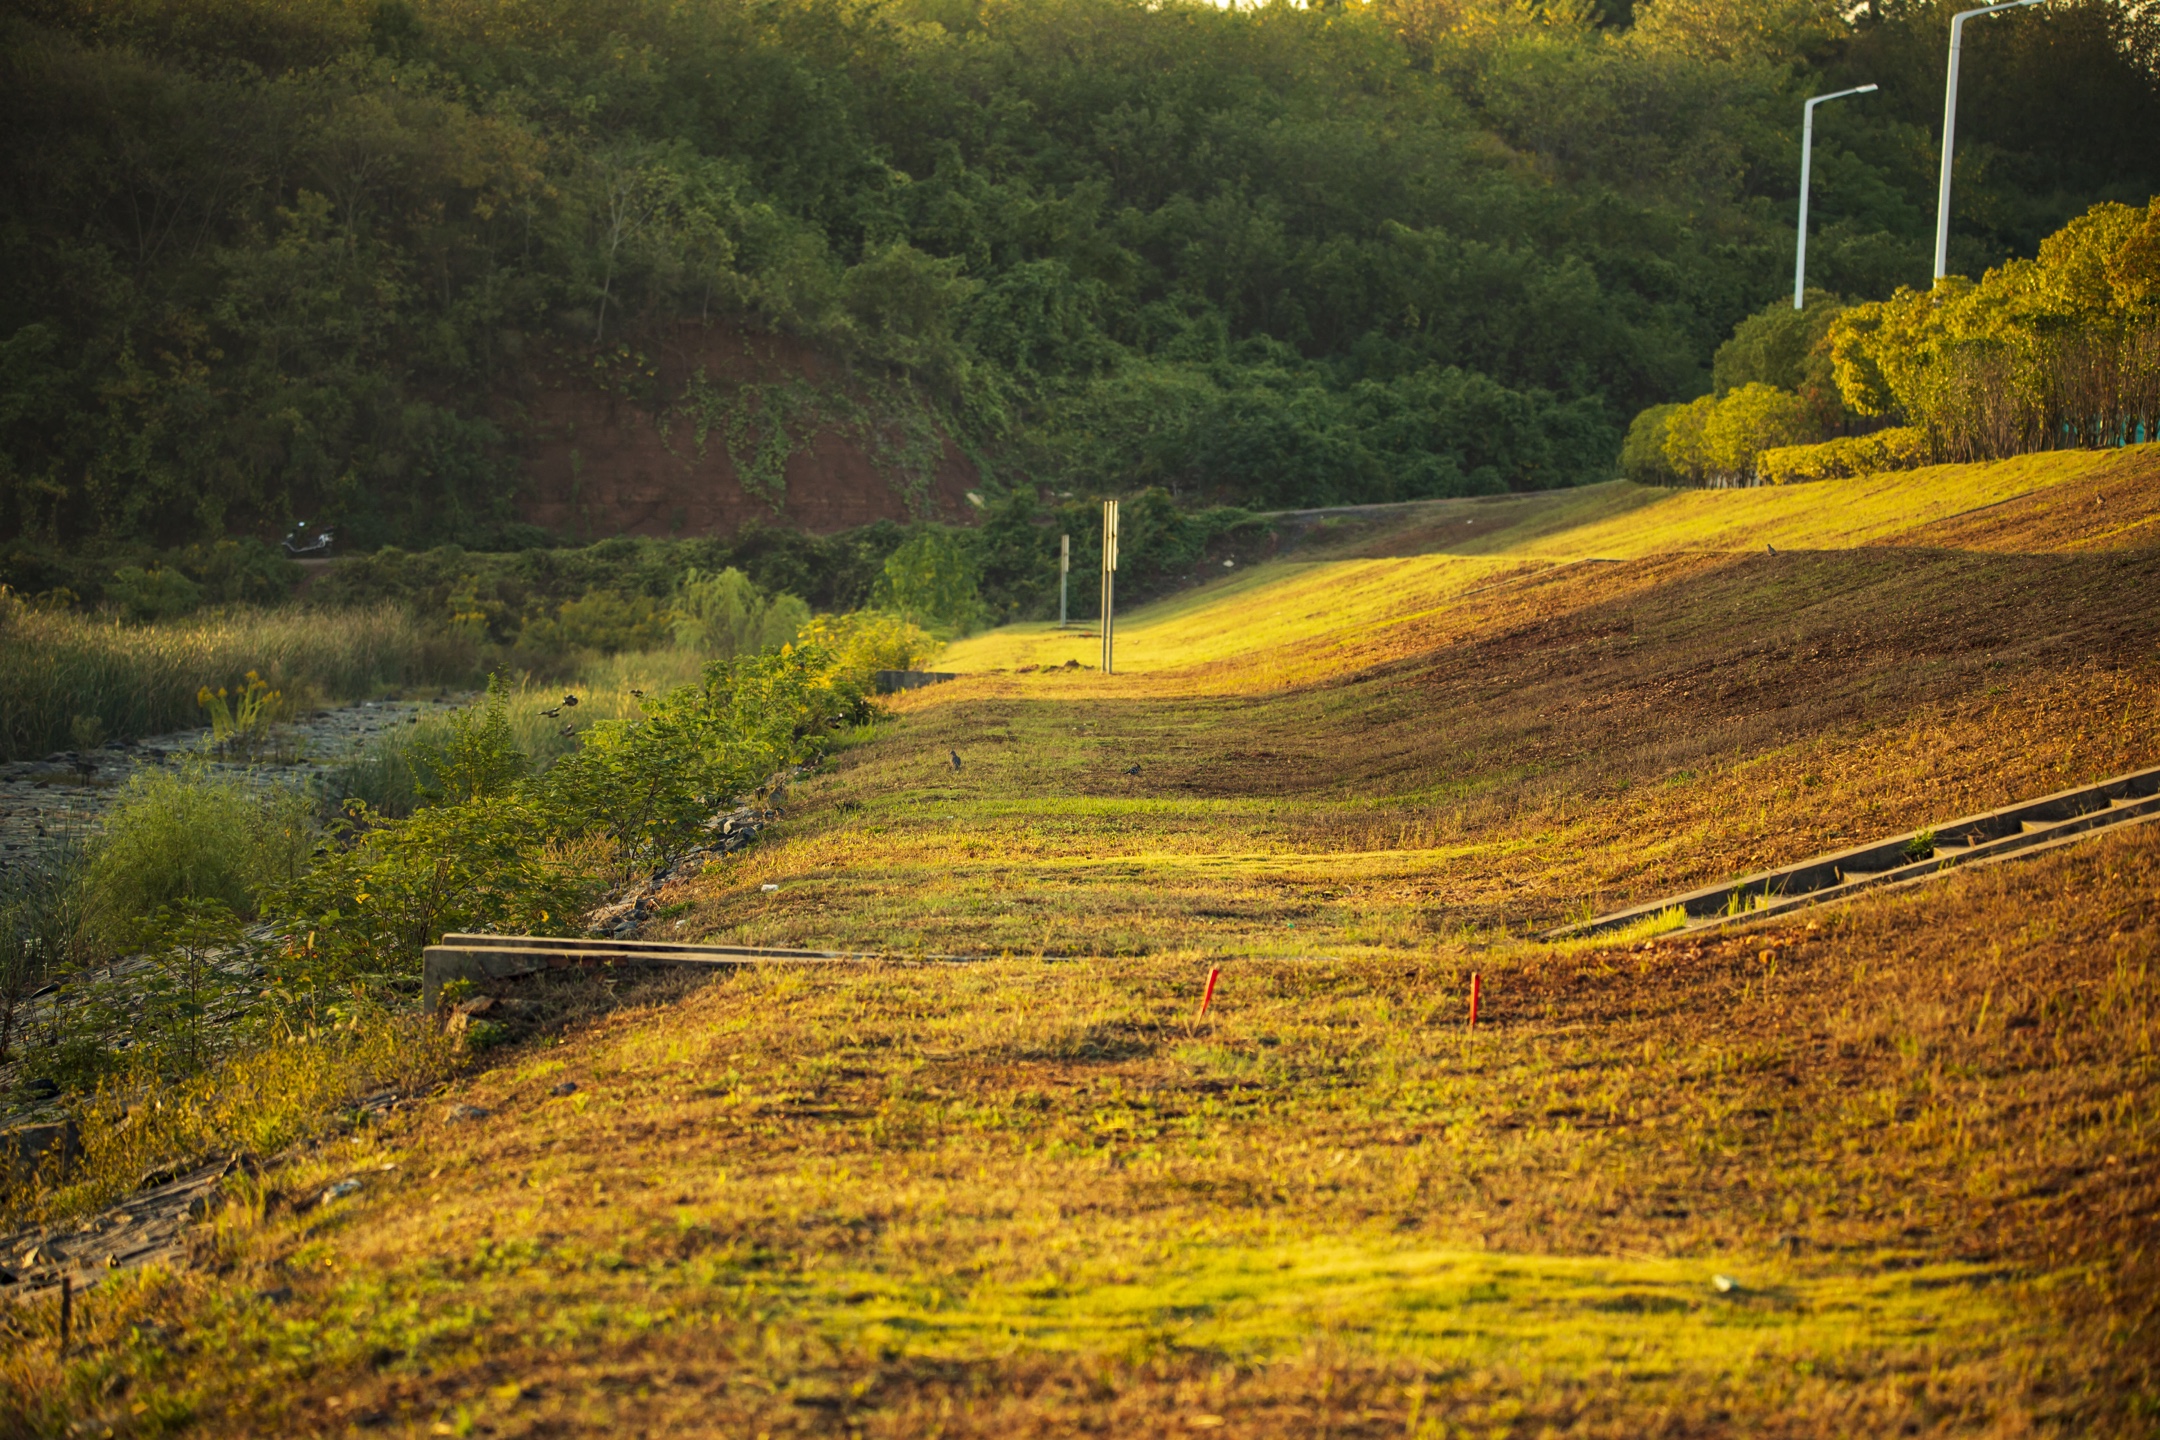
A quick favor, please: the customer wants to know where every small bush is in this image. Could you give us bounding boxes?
[523,589,674,658]
[1757,426,1932,484]
[105,566,204,622]
[82,765,317,948]
[798,610,936,676]
[412,680,529,804]
[670,567,810,658]
[1665,384,1820,487]
[874,527,984,635]
[1620,403,1684,484]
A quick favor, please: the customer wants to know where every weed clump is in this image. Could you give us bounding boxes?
[80,764,315,950]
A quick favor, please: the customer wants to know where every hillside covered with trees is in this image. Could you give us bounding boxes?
[3,0,2157,561]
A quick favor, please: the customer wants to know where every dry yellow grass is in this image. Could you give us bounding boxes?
[7,451,2158,1437]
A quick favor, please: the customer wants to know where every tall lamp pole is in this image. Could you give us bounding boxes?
[1934,0,2044,281]
[1795,84,1877,309]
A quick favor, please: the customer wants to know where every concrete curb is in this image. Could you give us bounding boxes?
[1549,762,2160,940]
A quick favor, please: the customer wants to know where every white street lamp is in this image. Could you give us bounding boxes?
[1795,84,1878,309]
[1934,0,2045,281]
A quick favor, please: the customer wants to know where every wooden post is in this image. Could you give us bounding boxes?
[1059,532,1070,627]
[1100,501,1118,674]
[58,1275,71,1358]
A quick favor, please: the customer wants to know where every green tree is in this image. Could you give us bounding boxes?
[873,527,982,635]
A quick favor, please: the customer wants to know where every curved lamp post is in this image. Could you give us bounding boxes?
[1795,84,1878,309]
[1935,0,2045,281]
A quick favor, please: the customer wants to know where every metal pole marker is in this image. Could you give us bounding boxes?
[1100,501,1118,674]
[1059,532,1070,627]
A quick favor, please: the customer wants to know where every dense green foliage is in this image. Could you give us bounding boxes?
[1829,197,2160,459]
[1629,196,2160,483]
[4,630,894,1098]
[4,0,2155,550]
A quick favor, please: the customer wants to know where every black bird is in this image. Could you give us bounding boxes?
[1124,764,1142,776]
[630,689,645,700]
[949,749,963,771]
[563,694,580,708]
[560,724,578,737]
[539,707,561,718]
[1766,543,1778,555]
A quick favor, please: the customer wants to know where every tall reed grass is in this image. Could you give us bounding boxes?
[0,594,478,761]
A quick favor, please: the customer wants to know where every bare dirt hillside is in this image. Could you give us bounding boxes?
[513,321,980,539]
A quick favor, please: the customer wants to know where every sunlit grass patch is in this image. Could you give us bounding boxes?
[806,1237,2033,1377]
[938,451,2150,687]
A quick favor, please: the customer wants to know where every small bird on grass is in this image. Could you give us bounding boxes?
[563,694,580,708]
[1766,543,1778,555]
[950,749,964,771]
[1124,764,1142,776]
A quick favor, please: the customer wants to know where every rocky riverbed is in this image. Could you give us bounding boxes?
[0,694,473,876]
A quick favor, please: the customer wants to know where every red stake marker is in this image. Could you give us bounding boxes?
[1197,965,1221,1020]
[1468,971,1481,1029]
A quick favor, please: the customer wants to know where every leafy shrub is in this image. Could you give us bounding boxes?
[874,528,984,635]
[797,610,935,676]
[520,589,673,659]
[412,679,530,804]
[174,540,301,606]
[1663,384,1822,487]
[670,567,810,658]
[316,672,668,818]
[82,764,317,948]
[270,638,879,1003]
[271,796,606,999]
[121,899,250,1076]
[1756,427,1932,484]
[106,566,204,622]
[1620,403,1685,484]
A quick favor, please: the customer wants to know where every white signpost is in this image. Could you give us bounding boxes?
[1100,501,1118,674]
[1059,532,1070,627]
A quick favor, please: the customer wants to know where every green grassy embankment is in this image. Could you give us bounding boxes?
[7,448,2159,1437]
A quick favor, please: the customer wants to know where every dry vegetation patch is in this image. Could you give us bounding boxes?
[7,825,2152,1435]
[6,458,2157,1435]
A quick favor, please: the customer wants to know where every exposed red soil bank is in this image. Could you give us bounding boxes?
[515,322,979,539]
